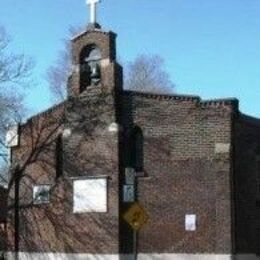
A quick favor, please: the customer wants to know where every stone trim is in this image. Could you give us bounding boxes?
[123,90,239,109]
[7,252,259,260]
[25,101,66,124]
[71,30,117,42]
[123,90,200,102]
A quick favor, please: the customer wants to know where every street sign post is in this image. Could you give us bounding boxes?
[123,202,149,231]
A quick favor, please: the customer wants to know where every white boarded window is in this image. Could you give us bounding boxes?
[73,178,107,213]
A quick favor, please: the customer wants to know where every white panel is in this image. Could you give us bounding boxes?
[108,123,119,133]
[125,168,135,185]
[6,125,19,147]
[123,185,135,202]
[73,178,107,213]
[215,143,230,154]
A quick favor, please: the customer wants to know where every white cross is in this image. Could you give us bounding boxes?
[86,0,101,24]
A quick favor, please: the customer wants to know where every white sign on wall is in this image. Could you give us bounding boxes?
[123,185,135,202]
[6,125,19,147]
[125,168,135,185]
[73,178,107,213]
[185,214,196,231]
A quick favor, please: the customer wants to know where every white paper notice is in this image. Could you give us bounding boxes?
[73,178,107,213]
[185,214,196,231]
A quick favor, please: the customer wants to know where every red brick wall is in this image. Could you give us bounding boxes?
[7,102,65,252]
[234,114,260,254]
[121,92,238,254]
[8,87,260,256]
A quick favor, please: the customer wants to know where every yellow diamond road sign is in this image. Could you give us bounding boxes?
[123,202,149,231]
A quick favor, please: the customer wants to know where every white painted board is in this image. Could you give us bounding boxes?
[73,178,107,213]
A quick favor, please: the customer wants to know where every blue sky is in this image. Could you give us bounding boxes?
[0,0,260,117]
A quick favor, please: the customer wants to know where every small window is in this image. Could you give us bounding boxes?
[129,126,143,172]
[33,185,51,204]
[56,135,63,179]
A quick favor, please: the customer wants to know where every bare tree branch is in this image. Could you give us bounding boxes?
[125,54,175,94]
[46,27,176,104]
[0,25,34,185]
[46,26,82,103]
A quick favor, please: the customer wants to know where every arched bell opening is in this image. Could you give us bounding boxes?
[79,44,102,92]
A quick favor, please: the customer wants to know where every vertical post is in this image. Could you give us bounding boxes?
[14,175,20,260]
[134,230,137,260]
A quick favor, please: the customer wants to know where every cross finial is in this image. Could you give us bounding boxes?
[86,0,101,25]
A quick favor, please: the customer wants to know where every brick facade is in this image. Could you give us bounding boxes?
[120,93,237,254]
[234,115,260,255]
[5,25,260,259]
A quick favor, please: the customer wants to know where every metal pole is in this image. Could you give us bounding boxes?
[134,230,137,260]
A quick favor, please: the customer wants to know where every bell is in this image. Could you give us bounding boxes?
[91,64,99,78]
[90,63,101,85]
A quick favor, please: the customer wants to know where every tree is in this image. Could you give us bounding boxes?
[46,45,70,102]
[46,28,175,103]
[0,26,33,184]
[46,27,80,103]
[124,54,175,94]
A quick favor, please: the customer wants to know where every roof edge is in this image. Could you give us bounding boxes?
[123,90,201,102]
[25,101,66,125]
[71,28,116,42]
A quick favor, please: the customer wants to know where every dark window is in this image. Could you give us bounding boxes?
[130,126,143,172]
[56,135,63,179]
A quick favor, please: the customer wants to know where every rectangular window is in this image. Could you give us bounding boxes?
[33,185,51,204]
[73,178,107,213]
[56,135,63,179]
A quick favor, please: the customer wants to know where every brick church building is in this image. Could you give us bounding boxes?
[5,3,260,260]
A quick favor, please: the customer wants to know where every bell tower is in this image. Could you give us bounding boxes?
[63,2,123,253]
[68,1,122,96]
[68,29,122,96]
